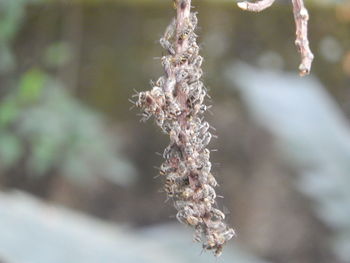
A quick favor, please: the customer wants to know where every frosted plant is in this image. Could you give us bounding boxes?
[134,0,234,256]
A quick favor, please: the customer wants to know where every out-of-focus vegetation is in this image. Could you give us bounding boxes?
[0,0,135,191]
[0,69,135,185]
[0,0,350,263]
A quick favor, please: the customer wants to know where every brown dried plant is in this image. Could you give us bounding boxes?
[133,0,235,257]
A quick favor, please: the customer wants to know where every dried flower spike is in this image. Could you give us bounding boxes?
[237,0,314,76]
[134,0,234,256]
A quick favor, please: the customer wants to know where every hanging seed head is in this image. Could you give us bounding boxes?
[133,1,234,256]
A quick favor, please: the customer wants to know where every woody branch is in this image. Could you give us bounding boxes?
[291,0,314,76]
[237,0,314,76]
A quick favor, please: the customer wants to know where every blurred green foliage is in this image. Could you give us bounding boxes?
[0,0,135,186]
[18,68,46,103]
[44,42,72,68]
[0,67,135,185]
[0,0,25,73]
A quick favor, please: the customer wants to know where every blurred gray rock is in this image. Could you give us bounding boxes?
[0,191,270,263]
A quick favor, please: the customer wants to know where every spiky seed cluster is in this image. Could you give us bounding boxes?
[134,0,234,256]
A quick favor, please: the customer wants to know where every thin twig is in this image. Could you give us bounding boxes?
[237,0,314,76]
[291,0,314,76]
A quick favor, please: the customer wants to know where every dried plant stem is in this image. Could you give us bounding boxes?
[134,0,234,256]
[291,0,314,76]
[237,0,314,76]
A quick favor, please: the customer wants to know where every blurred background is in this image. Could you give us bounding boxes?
[0,0,350,262]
